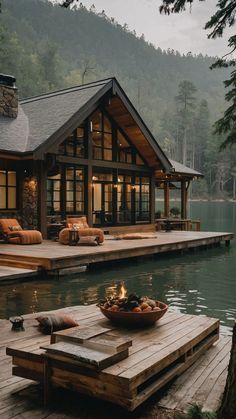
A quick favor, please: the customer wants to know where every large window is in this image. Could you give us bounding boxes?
[66,167,84,213]
[59,126,86,158]
[92,171,113,225]
[135,176,150,222]
[117,174,132,224]
[0,170,17,209]
[47,173,61,215]
[91,111,112,161]
[91,110,145,165]
[117,131,132,164]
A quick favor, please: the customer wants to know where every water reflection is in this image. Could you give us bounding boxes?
[0,202,235,335]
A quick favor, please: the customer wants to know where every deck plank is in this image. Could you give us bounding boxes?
[159,336,231,413]
[0,304,230,416]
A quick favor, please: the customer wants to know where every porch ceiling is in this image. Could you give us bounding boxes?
[105,96,169,170]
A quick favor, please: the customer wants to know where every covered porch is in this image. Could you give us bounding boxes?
[155,159,203,230]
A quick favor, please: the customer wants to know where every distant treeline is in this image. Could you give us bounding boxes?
[0,0,235,198]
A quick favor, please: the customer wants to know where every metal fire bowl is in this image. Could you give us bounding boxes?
[98,301,168,327]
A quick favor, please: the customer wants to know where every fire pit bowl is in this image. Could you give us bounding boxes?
[98,300,168,327]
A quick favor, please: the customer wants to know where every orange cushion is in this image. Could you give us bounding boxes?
[8,230,42,244]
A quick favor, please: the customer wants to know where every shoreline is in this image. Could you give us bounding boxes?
[155,198,236,202]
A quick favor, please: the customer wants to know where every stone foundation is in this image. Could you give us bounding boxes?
[22,177,38,230]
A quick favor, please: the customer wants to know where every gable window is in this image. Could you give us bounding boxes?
[91,111,112,161]
[0,170,17,209]
[117,130,145,165]
[59,126,86,158]
[117,131,132,164]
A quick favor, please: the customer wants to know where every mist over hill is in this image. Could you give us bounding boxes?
[1,0,235,197]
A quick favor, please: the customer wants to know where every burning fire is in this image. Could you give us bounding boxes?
[119,282,127,299]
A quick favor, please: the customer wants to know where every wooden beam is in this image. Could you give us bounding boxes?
[164,182,170,218]
[38,161,47,239]
[0,153,33,161]
[150,172,156,224]
[181,180,187,219]
[87,120,93,226]
[56,155,151,173]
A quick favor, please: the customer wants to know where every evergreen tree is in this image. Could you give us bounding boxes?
[193,100,210,172]
[160,0,236,148]
[175,80,197,165]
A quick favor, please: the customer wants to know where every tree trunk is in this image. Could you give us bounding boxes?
[218,322,236,419]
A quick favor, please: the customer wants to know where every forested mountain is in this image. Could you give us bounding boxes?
[1,0,236,198]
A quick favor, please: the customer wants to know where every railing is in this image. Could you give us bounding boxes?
[155,218,201,232]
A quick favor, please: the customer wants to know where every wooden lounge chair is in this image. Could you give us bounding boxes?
[59,216,104,245]
[0,218,42,244]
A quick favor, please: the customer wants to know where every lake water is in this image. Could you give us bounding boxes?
[0,201,235,334]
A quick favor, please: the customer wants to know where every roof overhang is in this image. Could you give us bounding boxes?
[32,81,113,159]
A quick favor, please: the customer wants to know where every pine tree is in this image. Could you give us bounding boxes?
[175,80,197,165]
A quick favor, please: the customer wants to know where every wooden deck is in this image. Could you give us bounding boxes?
[0,230,233,280]
[1,304,230,416]
[159,334,231,413]
[0,266,38,282]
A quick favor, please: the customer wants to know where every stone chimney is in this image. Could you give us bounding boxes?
[0,74,18,118]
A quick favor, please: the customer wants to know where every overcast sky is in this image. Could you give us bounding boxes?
[61,0,232,57]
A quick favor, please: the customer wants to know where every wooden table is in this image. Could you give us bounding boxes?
[6,311,219,411]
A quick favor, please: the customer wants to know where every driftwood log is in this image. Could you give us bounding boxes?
[218,322,236,419]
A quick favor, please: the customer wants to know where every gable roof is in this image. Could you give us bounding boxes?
[169,159,203,178]
[0,77,172,171]
[22,79,113,154]
[0,78,112,155]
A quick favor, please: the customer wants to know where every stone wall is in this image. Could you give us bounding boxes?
[0,177,39,230]
[22,177,38,230]
[0,85,18,118]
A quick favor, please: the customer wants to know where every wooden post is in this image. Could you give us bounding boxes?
[87,119,93,226]
[87,165,93,226]
[38,160,47,239]
[43,357,52,406]
[181,180,187,220]
[150,172,156,224]
[164,181,170,217]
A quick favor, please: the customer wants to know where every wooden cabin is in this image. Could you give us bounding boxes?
[0,74,201,238]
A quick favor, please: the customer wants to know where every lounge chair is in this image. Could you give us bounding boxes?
[59,216,104,245]
[0,218,42,244]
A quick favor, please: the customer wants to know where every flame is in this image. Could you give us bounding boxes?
[119,282,127,299]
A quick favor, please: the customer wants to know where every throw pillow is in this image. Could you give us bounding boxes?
[72,223,84,230]
[36,314,78,335]
[78,236,99,246]
[9,225,22,232]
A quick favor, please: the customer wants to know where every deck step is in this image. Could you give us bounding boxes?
[0,258,42,271]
